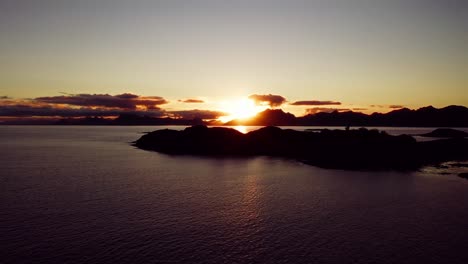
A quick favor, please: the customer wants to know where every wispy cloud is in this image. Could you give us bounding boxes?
[389,105,405,109]
[352,108,367,111]
[291,100,341,106]
[179,99,204,103]
[305,107,350,114]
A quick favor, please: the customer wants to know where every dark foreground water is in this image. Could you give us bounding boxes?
[1,126,467,263]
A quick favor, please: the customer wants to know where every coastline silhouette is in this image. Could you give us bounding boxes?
[1,105,467,127]
[135,126,468,171]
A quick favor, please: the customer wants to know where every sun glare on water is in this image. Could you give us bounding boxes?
[218,98,261,123]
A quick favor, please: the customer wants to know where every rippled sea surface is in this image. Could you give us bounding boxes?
[1,126,468,263]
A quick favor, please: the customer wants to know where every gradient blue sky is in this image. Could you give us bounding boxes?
[0,0,467,117]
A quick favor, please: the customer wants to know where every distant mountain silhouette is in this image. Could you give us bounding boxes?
[1,105,467,126]
[135,126,468,170]
[226,109,297,126]
[12,114,220,126]
[111,114,207,126]
[226,105,468,127]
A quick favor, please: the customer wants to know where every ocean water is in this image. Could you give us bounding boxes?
[1,126,467,263]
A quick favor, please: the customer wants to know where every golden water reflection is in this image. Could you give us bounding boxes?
[218,159,265,235]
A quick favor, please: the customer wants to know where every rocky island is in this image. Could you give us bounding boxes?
[419,128,468,138]
[134,126,468,171]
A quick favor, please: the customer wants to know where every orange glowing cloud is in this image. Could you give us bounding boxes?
[35,93,168,110]
[179,99,205,103]
[248,94,286,108]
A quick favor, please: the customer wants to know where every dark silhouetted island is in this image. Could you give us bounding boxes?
[134,126,468,171]
[420,128,468,138]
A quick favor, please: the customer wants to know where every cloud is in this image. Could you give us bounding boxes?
[0,103,163,117]
[248,94,286,107]
[352,108,368,111]
[0,101,224,121]
[290,100,341,106]
[179,99,205,103]
[0,96,11,100]
[35,93,168,110]
[115,93,139,99]
[0,94,224,120]
[305,107,351,114]
[168,109,227,120]
[389,105,405,109]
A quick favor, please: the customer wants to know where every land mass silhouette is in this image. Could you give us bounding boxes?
[134,126,468,171]
[1,105,467,127]
[226,105,468,127]
[419,128,468,138]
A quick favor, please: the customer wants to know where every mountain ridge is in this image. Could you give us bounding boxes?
[1,105,467,127]
[226,105,468,127]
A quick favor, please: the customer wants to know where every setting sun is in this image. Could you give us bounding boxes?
[218,98,263,123]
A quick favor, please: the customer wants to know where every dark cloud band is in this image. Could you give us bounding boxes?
[35,93,168,110]
[179,99,205,103]
[291,100,341,106]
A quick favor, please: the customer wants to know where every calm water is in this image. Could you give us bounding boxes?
[1,126,467,263]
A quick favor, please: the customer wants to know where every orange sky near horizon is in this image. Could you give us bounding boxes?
[0,91,454,123]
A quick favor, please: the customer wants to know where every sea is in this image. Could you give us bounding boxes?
[1,126,467,263]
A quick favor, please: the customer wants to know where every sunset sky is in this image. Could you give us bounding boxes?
[1,0,467,121]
